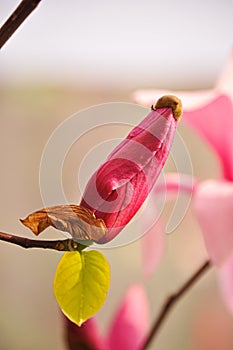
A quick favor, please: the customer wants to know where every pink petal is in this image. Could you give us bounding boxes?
[107,285,149,350]
[184,94,233,181]
[219,253,233,315]
[140,173,195,277]
[81,104,179,243]
[156,172,196,195]
[140,212,165,278]
[216,50,233,101]
[133,51,233,110]
[133,89,216,111]
[193,180,233,266]
[63,316,107,350]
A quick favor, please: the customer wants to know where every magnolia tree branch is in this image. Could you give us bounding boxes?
[142,260,211,350]
[0,0,42,49]
[0,231,86,252]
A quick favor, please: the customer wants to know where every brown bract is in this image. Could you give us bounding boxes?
[152,95,183,121]
[20,205,107,243]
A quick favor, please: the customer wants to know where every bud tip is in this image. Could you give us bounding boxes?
[152,95,183,121]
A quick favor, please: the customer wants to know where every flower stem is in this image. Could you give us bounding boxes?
[0,231,86,252]
[0,0,42,49]
[142,260,211,350]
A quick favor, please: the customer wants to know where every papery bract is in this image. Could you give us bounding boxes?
[21,204,106,242]
[81,96,182,243]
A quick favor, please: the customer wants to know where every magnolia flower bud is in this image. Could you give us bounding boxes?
[81,95,182,243]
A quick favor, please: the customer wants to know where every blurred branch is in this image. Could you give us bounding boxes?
[0,0,42,49]
[0,231,86,252]
[142,260,211,350]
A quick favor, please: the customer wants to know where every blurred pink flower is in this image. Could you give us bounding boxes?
[106,284,149,350]
[64,284,149,350]
[182,60,233,314]
[181,60,233,268]
[81,96,181,243]
[157,129,233,322]
[133,52,233,315]
[64,316,106,350]
[140,172,195,277]
[133,52,233,111]
[184,94,233,181]
[219,253,233,314]
[194,180,233,266]
[183,92,233,266]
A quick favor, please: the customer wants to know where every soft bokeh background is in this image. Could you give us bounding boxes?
[0,1,233,349]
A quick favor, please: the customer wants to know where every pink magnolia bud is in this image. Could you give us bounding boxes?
[64,316,106,350]
[81,95,182,243]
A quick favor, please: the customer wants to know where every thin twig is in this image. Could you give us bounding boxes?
[142,260,211,350]
[0,231,86,252]
[0,0,42,49]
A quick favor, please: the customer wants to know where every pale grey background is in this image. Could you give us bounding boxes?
[0,0,233,90]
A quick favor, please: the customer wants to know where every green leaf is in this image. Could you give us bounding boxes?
[54,250,110,326]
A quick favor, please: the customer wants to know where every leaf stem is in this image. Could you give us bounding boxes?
[0,231,86,252]
[0,0,42,49]
[142,260,211,350]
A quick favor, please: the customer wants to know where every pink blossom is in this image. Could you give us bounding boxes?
[63,316,106,350]
[183,93,233,266]
[140,208,166,277]
[219,253,233,314]
[133,53,233,266]
[133,52,233,111]
[64,284,149,350]
[194,180,233,266]
[182,58,233,268]
[133,52,233,315]
[184,94,233,181]
[107,284,149,350]
[184,56,233,287]
[81,96,182,243]
[140,172,195,277]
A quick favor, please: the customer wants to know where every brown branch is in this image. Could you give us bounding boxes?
[0,0,42,49]
[142,260,211,350]
[0,231,86,252]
